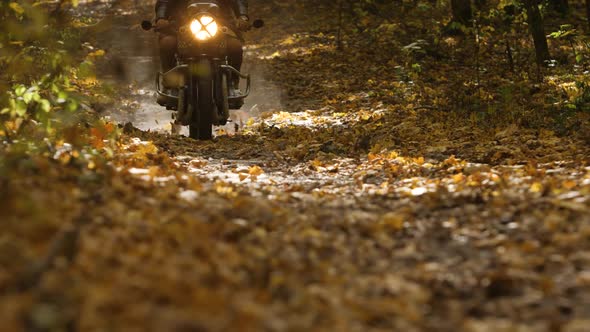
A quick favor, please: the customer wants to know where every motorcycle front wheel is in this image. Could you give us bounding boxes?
[189,59,214,140]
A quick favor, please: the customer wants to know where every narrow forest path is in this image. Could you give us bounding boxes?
[2,1,589,331]
[94,2,590,329]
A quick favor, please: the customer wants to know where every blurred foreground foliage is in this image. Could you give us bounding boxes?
[0,1,119,178]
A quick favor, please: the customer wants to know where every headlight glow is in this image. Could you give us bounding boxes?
[190,15,218,41]
[190,20,202,35]
[196,30,209,40]
[205,21,218,36]
[200,15,214,26]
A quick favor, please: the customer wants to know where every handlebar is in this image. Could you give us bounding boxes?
[141,20,177,32]
[140,19,264,32]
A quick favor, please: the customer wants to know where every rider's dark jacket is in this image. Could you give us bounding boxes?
[156,0,248,21]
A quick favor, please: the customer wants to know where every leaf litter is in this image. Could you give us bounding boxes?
[1,0,590,331]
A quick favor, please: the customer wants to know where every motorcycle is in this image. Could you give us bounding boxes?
[141,1,263,140]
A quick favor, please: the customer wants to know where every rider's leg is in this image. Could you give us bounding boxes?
[227,37,244,89]
[157,34,177,105]
[158,33,177,72]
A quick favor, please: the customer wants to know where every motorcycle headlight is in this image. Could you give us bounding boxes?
[189,15,218,41]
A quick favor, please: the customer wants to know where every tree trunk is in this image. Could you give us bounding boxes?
[451,0,472,24]
[523,0,550,65]
[336,0,343,50]
[587,0,590,30]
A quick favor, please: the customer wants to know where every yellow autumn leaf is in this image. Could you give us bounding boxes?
[248,165,264,176]
[88,49,106,58]
[9,2,24,15]
[530,182,543,193]
[562,180,576,190]
[379,212,404,231]
[453,173,465,183]
[239,173,248,181]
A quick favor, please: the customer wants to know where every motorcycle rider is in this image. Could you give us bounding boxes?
[155,0,250,104]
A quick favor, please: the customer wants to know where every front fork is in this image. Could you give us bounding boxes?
[156,60,251,126]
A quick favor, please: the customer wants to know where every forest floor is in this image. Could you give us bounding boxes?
[2,1,590,331]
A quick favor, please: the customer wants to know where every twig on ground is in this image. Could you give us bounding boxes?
[412,105,439,111]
